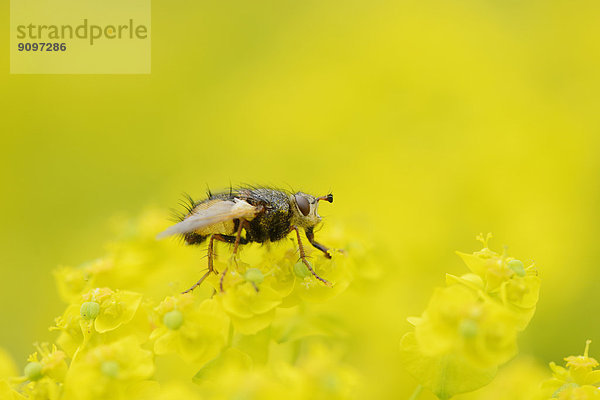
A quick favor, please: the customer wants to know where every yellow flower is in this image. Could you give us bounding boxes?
[192,342,358,400]
[16,210,358,400]
[150,294,229,365]
[288,249,351,304]
[53,209,198,302]
[25,343,68,382]
[400,235,540,399]
[212,252,291,334]
[210,237,350,334]
[82,288,143,333]
[565,341,599,372]
[457,240,536,294]
[62,336,155,400]
[553,385,600,400]
[455,234,540,330]
[411,284,518,368]
[53,287,146,357]
[217,262,284,334]
[541,340,600,399]
[6,343,68,400]
[213,247,350,335]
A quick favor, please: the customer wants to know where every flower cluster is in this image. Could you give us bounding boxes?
[540,340,600,399]
[399,234,541,400]
[0,209,355,399]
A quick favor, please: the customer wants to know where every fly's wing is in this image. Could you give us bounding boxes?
[156,198,258,239]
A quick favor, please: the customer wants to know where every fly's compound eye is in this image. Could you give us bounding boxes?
[295,194,310,216]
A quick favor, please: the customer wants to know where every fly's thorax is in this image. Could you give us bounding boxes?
[289,192,322,229]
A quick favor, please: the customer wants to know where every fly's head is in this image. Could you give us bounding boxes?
[290,192,333,229]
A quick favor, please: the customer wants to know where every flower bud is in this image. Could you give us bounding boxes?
[24,361,44,381]
[80,301,101,320]
[244,268,264,285]
[459,319,478,338]
[294,261,311,278]
[163,309,184,330]
[507,259,525,277]
[100,360,120,378]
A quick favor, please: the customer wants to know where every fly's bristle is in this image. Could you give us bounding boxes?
[170,193,197,222]
[182,192,196,206]
[176,200,193,213]
[168,208,186,223]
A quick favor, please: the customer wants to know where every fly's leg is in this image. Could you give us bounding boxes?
[220,219,247,292]
[305,227,332,259]
[293,226,332,287]
[232,219,247,255]
[182,234,228,294]
[181,270,212,294]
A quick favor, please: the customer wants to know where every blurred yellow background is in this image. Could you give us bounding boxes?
[1,0,600,397]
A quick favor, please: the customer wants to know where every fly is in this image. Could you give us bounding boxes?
[157,187,334,292]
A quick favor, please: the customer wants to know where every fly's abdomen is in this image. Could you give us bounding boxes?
[246,210,291,242]
[239,188,291,243]
[184,232,207,245]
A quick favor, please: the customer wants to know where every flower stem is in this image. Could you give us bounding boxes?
[409,384,423,400]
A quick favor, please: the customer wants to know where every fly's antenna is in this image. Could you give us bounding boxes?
[229,179,233,196]
[316,194,333,203]
[206,184,213,198]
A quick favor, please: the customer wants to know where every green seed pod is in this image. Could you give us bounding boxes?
[163,309,184,330]
[244,268,264,285]
[80,301,101,320]
[294,261,311,278]
[101,360,120,378]
[459,319,478,338]
[507,259,526,277]
[24,361,44,381]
